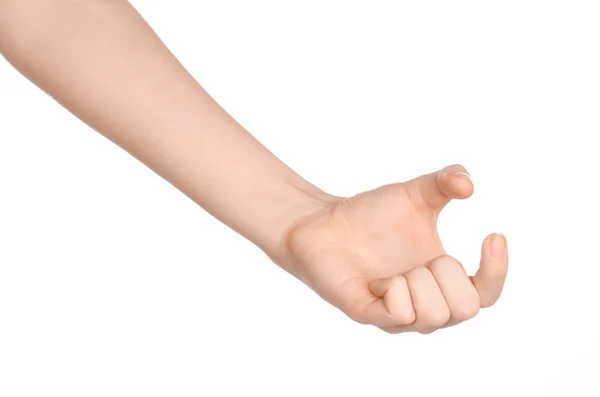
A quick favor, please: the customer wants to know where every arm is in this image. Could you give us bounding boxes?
[0,0,508,333]
[0,0,335,265]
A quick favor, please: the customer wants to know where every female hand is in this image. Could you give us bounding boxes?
[282,164,508,333]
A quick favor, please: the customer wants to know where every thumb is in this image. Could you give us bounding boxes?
[409,164,474,212]
[471,233,509,307]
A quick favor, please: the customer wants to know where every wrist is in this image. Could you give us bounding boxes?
[256,179,340,268]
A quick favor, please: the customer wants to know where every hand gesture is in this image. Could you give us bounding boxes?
[283,165,508,333]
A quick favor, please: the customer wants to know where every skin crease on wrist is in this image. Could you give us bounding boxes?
[0,0,509,334]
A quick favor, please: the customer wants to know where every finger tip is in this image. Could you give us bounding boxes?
[479,234,509,278]
[449,172,474,199]
[443,163,469,173]
[481,233,507,259]
[484,232,506,244]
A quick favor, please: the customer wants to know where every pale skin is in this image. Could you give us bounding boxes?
[0,0,508,334]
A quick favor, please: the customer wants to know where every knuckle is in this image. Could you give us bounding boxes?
[480,296,500,308]
[388,276,406,290]
[347,312,369,325]
[391,309,416,325]
[452,303,480,322]
[345,301,370,325]
[406,266,431,281]
[420,309,451,329]
[429,255,462,271]
[380,327,402,335]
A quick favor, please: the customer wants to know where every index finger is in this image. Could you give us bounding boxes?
[471,233,509,307]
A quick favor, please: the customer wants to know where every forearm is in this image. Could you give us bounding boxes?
[0,0,334,262]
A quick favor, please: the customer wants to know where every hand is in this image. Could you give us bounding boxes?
[282,164,508,334]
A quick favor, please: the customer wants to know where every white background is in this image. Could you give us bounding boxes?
[1,1,599,396]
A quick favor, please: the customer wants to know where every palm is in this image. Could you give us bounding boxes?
[285,165,508,333]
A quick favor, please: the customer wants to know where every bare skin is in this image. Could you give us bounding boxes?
[0,0,508,334]
[283,167,507,333]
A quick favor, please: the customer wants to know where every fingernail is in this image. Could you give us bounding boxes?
[490,233,506,258]
[454,171,473,184]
